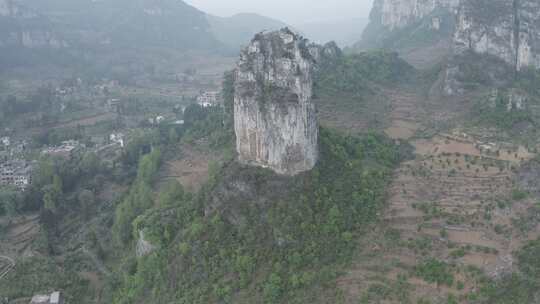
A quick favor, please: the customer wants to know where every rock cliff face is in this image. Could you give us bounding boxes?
[365,0,540,72]
[453,0,540,71]
[371,0,459,31]
[0,0,35,18]
[0,0,65,48]
[234,28,318,176]
[136,230,157,257]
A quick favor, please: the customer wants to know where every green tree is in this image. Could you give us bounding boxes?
[0,187,19,217]
[81,152,101,176]
[78,189,96,220]
[168,128,179,144]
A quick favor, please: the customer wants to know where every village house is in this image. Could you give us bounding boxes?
[197,91,221,108]
[110,132,125,148]
[0,160,33,191]
[0,137,10,147]
[148,115,166,125]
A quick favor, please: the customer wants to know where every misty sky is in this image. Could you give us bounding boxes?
[184,0,374,24]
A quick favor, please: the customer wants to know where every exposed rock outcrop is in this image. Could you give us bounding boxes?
[0,0,36,18]
[443,0,540,94]
[363,0,540,74]
[234,28,318,176]
[309,41,342,65]
[358,0,458,68]
[453,0,540,72]
[363,0,540,97]
[0,0,65,48]
[136,230,157,257]
[371,0,459,31]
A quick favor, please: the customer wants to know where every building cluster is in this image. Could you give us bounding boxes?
[0,136,33,191]
[0,136,27,159]
[29,291,64,304]
[0,160,32,191]
[197,91,221,108]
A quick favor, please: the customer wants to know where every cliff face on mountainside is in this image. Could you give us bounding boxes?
[445,0,540,94]
[0,0,65,48]
[362,0,540,71]
[452,0,540,71]
[361,0,540,95]
[372,0,459,31]
[358,0,458,50]
[234,29,318,176]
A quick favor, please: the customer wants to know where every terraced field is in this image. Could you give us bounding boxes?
[1,215,40,257]
[337,87,540,303]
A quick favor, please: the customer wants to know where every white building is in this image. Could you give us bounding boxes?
[110,133,125,148]
[197,91,220,108]
[0,137,10,147]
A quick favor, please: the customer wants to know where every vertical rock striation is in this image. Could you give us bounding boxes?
[0,0,65,48]
[363,0,540,72]
[452,0,540,72]
[371,0,459,31]
[234,28,318,176]
[518,0,540,69]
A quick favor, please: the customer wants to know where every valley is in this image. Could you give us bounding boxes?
[337,77,540,303]
[1,0,540,303]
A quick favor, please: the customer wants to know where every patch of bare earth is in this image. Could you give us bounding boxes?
[0,214,40,259]
[158,141,223,192]
[383,89,426,140]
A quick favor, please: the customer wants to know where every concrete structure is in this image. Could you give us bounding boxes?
[0,160,32,190]
[42,140,82,158]
[29,291,63,304]
[110,133,125,148]
[197,91,220,108]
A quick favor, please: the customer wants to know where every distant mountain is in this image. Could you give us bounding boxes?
[295,18,369,47]
[12,0,221,51]
[0,0,64,48]
[207,13,288,49]
[0,0,230,75]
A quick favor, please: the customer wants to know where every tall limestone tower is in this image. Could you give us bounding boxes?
[234,28,318,176]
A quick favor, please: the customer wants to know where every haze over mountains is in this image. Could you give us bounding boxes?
[0,0,369,59]
[2,0,540,304]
